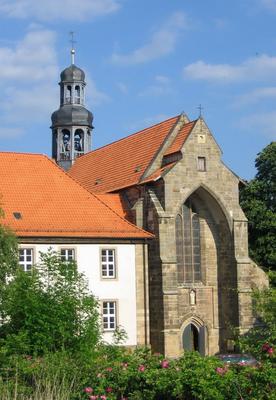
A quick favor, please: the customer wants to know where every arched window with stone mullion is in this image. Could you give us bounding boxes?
[175,200,201,284]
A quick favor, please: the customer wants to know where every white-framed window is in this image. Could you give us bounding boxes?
[101,249,116,278]
[60,248,75,262]
[19,248,33,272]
[197,157,206,171]
[102,301,116,330]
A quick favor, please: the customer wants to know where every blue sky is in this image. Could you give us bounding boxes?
[0,0,276,179]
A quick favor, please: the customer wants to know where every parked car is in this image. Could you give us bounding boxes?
[216,354,259,367]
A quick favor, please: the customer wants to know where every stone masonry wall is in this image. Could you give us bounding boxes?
[122,118,268,357]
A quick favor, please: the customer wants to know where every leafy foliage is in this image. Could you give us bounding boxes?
[240,142,276,271]
[0,249,100,357]
[0,224,19,284]
[238,286,276,363]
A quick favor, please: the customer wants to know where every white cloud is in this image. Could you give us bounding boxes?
[183,54,276,83]
[235,86,276,106]
[0,127,24,138]
[111,12,188,65]
[0,28,58,137]
[240,111,276,139]
[85,76,110,106]
[126,114,171,132]
[261,0,276,11]
[213,18,228,29]
[116,82,128,94]
[0,28,57,84]
[139,75,173,96]
[0,0,120,21]
[1,84,58,124]
[155,75,170,84]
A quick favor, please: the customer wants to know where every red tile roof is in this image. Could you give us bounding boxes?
[69,115,182,193]
[163,121,196,156]
[96,193,128,218]
[0,152,152,239]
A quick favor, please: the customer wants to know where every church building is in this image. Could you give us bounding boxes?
[0,50,267,358]
[50,52,267,358]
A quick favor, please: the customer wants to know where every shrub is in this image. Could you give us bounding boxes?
[0,249,100,357]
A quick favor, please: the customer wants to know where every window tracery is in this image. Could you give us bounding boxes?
[176,199,201,283]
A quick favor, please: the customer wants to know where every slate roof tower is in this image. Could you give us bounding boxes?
[51,47,93,170]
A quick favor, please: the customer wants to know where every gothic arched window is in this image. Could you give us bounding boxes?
[175,199,201,283]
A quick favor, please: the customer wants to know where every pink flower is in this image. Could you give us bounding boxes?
[267,347,274,355]
[262,342,270,352]
[238,361,246,366]
[138,364,145,372]
[161,359,169,369]
[84,387,93,394]
[106,387,112,393]
[100,396,107,400]
[89,396,98,400]
[216,367,227,375]
[106,367,113,372]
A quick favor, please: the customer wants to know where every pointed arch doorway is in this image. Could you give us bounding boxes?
[182,322,206,355]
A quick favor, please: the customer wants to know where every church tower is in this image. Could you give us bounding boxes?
[51,47,93,170]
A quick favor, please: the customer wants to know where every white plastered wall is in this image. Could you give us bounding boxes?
[18,243,137,346]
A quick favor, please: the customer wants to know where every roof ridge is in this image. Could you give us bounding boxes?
[78,114,180,159]
[139,116,198,182]
[44,155,153,238]
[0,151,47,157]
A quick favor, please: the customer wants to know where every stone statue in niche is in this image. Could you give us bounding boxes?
[190,289,196,305]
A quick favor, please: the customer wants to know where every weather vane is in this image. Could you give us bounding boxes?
[197,104,204,118]
[69,31,76,64]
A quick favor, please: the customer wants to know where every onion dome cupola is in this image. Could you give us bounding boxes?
[51,47,94,171]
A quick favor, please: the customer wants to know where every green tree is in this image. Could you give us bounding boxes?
[237,286,276,363]
[0,224,19,324]
[240,142,276,272]
[0,249,100,356]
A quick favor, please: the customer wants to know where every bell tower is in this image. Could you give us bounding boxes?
[51,45,93,170]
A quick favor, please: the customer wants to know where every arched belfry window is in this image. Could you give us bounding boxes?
[75,85,80,104]
[74,129,84,158]
[61,129,71,160]
[175,199,201,283]
[65,85,72,103]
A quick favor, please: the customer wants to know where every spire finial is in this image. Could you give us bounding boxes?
[197,104,204,118]
[69,31,76,65]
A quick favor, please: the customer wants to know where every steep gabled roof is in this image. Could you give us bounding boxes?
[0,152,152,239]
[69,115,182,193]
[164,121,196,156]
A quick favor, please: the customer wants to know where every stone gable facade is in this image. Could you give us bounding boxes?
[120,117,267,357]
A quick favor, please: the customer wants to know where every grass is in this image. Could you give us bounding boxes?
[0,374,75,400]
